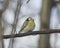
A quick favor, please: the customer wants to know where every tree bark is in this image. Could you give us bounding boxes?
[0,12,4,48]
[38,0,52,48]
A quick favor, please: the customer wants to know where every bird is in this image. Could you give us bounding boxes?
[19,17,35,33]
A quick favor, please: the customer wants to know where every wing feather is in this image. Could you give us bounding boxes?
[19,21,28,32]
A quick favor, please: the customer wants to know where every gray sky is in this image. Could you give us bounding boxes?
[1,0,60,48]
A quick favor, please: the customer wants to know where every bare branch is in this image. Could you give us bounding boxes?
[2,29,60,39]
[8,0,21,48]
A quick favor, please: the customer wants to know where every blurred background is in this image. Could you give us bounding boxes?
[0,0,60,48]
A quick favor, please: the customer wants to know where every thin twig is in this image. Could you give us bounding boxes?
[8,0,21,48]
[0,0,10,48]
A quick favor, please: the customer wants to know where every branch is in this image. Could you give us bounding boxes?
[8,0,21,48]
[3,29,60,39]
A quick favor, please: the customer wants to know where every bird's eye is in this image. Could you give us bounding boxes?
[26,18,29,21]
[28,17,33,20]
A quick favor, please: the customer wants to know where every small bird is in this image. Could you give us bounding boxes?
[19,17,35,33]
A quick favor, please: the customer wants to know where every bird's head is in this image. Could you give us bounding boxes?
[26,17,34,21]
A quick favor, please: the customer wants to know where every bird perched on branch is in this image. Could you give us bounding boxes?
[19,17,35,33]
